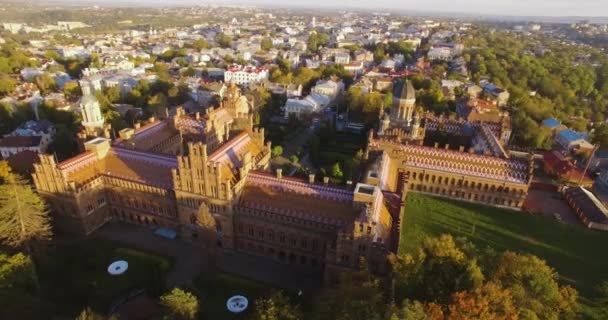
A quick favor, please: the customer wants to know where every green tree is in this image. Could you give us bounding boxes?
[272,145,284,158]
[104,86,120,104]
[0,252,34,290]
[390,234,484,305]
[0,251,51,320]
[192,39,209,50]
[33,73,56,95]
[261,37,274,51]
[289,155,299,164]
[593,123,608,147]
[312,264,387,320]
[63,80,81,98]
[75,307,118,320]
[0,77,17,96]
[181,67,196,77]
[215,33,232,48]
[389,300,430,320]
[251,290,302,320]
[0,174,52,248]
[160,288,199,320]
[491,251,578,319]
[147,92,168,116]
[330,162,343,179]
[594,281,608,318]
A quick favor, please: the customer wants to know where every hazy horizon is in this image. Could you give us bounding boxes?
[32,0,608,18]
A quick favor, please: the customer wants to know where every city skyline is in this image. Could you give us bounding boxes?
[37,0,608,18]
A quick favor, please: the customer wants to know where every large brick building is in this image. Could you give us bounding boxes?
[369,100,532,209]
[32,84,400,282]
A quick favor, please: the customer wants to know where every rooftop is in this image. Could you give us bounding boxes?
[238,172,357,225]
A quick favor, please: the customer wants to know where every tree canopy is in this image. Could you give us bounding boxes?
[160,288,199,320]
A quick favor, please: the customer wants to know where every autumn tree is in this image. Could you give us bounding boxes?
[490,251,578,319]
[160,288,199,320]
[390,234,484,305]
[250,290,302,320]
[447,282,517,320]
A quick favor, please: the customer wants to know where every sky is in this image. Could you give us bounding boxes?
[46,0,608,17]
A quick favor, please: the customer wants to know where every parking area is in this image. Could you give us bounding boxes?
[524,189,582,226]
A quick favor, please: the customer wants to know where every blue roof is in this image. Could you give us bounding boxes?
[541,118,561,128]
[557,129,589,143]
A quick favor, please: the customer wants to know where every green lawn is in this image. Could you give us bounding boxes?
[400,193,608,319]
[38,239,172,317]
[194,271,311,320]
[194,272,276,320]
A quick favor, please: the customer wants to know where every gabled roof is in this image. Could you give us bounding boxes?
[565,187,608,224]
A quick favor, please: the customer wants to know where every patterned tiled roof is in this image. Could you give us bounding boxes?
[370,140,529,184]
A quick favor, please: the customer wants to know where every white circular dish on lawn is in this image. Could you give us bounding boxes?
[226,295,248,313]
[107,260,128,275]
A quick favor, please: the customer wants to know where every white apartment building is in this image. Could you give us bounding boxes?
[224,65,269,87]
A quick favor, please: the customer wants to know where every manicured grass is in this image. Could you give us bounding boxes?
[400,193,608,319]
[38,239,172,316]
[194,271,311,320]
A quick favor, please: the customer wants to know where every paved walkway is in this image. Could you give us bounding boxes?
[95,222,322,292]
[524,189,582,226]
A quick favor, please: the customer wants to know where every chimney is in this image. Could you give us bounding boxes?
[445,144,450,150]
[309,174,315,184]
[323,176,329,185]
[276,168,282,179]
[434,142,439,149]
[148,116,156,123]
[459,145,465,152]
[134,122,141,129]
[468,147,474,154]
[346,180,353,188]
[196,112,201,120]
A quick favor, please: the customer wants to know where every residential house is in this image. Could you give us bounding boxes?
[311,78,344,99]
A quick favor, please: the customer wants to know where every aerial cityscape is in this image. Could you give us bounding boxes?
[1,1,608,319]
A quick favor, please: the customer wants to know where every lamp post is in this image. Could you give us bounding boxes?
[579,144,598,186]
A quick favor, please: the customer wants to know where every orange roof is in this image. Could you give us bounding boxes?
[63,148,177,189]
[239,172,357,225]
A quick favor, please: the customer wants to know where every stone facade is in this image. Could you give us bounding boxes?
[32,87,400,282]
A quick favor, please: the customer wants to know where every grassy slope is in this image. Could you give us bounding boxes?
[399,193,608,318]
